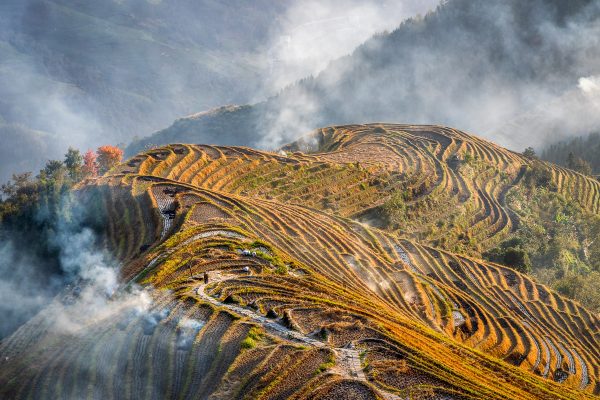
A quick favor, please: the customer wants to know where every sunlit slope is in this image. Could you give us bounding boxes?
[1,124,598,399]
[102,173,599,397]
[113,124,600,255]
[0,289,348,400]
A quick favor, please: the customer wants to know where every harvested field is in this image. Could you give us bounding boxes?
[1,124,599,399]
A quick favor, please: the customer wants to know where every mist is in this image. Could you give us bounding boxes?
[493,74,600,150]
[0,192,138,339]
[256,0,600,151]
[261,0,439,98]
[124,0,600,156]
[0,0,438,183]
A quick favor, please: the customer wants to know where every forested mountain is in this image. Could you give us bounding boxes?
[542,132,600,175]
[127,0,600,156]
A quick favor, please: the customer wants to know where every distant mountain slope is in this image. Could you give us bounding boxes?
[127,0,600,155]
[0,123,60,179]
[0,0,286,181]
[2,124,598,399]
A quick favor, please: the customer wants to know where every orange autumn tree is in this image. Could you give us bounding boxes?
[82,150,98,178]
[96,145,123,175]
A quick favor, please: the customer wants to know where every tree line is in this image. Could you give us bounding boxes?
[541,132,600,176]
[1,145,123,223]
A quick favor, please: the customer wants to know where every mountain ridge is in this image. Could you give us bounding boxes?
[126,0,600,156]
[1,124,598,399]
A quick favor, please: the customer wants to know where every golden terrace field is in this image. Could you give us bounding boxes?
[1,124,598,399]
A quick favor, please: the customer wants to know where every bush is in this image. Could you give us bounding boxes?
[382,189,408,227]
[315,353,336,374]
[502,248,531,273]
[274,263,288,275]
[524,164,555,190]
[241,327,262,349]
[484,239,531,273]
[552,271,600,312]
[240,337,256,349]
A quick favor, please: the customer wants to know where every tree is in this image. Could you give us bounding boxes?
[64,147,83,181]
[567,152,576,169]
[96,145,123,175]
[484,238,532,273]
[522,147,536,159]
[41,160,64,178]
[566,152,592,175]
[524,163,554,189]
[82,150,98,178]
[502,247,532,273]
[0,172,39,220]
[382,189,408,227]
[553,271,600,313]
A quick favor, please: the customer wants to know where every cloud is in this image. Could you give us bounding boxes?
[491,75,600,150]
[578,76,600,93]
[254,0,600,151]
[261,0,440,98]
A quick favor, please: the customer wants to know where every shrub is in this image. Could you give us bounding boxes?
[274,263,288,275]
[524,164,555,190]
[552,271,600,311]
[383,189,408,227]
[315,353,336,374]
[484,239,531,273]
[463,152,474,164]
[241,327,262,349]
[241,337,256,349]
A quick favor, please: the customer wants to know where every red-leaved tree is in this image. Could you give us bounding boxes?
[96,145,123,175]
[82,150,98,178]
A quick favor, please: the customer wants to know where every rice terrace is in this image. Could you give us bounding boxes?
[1,124,597,399]
[1,1,600,399]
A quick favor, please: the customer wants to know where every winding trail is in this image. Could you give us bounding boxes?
[191,271,403,400]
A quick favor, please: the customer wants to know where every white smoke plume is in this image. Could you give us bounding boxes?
[0,194,152,338]
[47,224,151,335]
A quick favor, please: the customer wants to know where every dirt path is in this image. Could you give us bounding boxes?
[333,347,366,380]
[191,272,403,399]
[193,272,324,347]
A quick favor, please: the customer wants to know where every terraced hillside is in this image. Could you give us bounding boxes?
[1,125,599,399]
[114,124,600,255]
